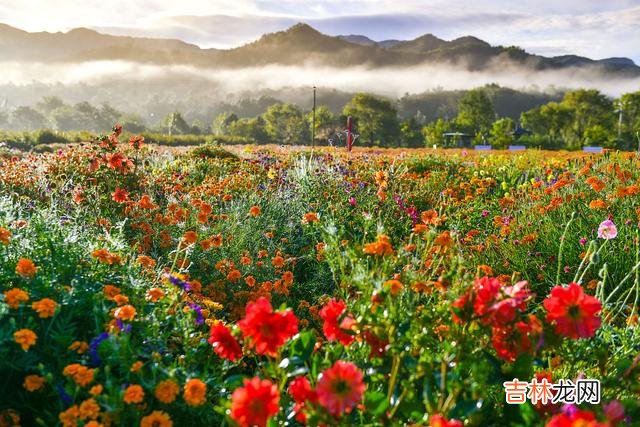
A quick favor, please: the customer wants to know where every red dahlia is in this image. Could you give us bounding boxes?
[543,283,601,339]
[316,361,365,417]
[230,377,280,427]
[319,299,355,346]
[208,322,243,361]
[237,297,298,356]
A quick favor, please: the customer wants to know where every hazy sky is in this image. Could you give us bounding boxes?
[1,0,639,62]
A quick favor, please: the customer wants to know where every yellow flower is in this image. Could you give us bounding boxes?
[14,329,37,351]
[183,378,207,406]
[154,379,180,404]
[123,384,145,404]
[23,374,46,392]
[31,298,58,318]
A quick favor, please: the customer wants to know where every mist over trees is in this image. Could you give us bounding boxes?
[1,85,639,150]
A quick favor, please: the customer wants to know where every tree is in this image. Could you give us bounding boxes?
[0,110,8,129]
[521,102,572,149]
[306,105,336,143]
[617,91,640,149]
[163,112,190,135]
[228,117,269,144]
[421,118,450,147]
[455,89,494,136]
[212,112,238,135]
[399,117,423,147]
[489,117,515,149]
[342,93,400,146]
[263,103,309,145]
[51,106,82,131]
[561,89,614,146]
[11,106,48,130]
[35,96,65,116]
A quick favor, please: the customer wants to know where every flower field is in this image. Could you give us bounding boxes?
[1,126,640,426]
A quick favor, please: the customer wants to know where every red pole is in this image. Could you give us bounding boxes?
[347,116,353,152]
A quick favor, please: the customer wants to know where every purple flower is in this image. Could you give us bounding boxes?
[89,332,110,366]
[188,303,205,325]
[579,237,588,245]
[598,219,618,240]
[167,274,191,292]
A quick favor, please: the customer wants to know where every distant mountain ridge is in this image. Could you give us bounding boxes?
[0,22,638,76]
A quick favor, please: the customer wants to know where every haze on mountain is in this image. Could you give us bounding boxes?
[1,21,640,125]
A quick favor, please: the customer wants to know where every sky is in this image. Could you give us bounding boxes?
[1,0,639,63]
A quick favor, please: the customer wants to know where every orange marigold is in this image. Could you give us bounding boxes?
[0,227,11,244]
[363,235,394,256]
[114,304,136,321]
[68,341,89,354]
[140,411,173,427]
[145,287,165,302]
[183,379,207,406]
[137,255,157,269]
[31,298,58,318]
[249,205,261,217]
[78,398,100,420]
[15,258,37,278]
[14,328,37,351]
[301,212,319,224]
[4,288,29,309]
[123,384,145,404]
[155,379,180,404]
[589,199,607,209]
[23,374,46,392]
[63,364,95,387]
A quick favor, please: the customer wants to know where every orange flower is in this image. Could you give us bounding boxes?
[23,374,46,392]
[588,199,607,209]
[363,235,394,256]
[183,379,207,406]
[182,231,198,245]
[112,294,129,306]
[15,258,37,278]
[91,248,121,265]
[59,405,80,427]
[146,287,165,302]
[282,271,294,285]
[0,227,11,244]
[130,361,144,373]
[103,285,121,299]
[68,341,89,354]
[123,384,145,404]
[4,288,29,309]
[272,255,284,268]
[227,269,242,282]
[14,329,37,351]
[140,411,173,427]
[384,279,403,295]
[114,304,136,321]
[137,255,157,269]
[155,379,180,404]
[421,209,440,225]
[63,364,95,387]
[211,234,223,248]
[249,205,261,217]
[31,298,58,318]
[89,384,103,396]
[78,398,100,420]
[585,176,605,192]
[301,212,319,224]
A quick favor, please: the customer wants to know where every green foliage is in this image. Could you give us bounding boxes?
[343,93,400,146]
[455,89,494,135]
[489,117,515,149]
[263,103,309,144]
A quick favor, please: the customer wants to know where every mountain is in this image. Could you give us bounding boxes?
[0,22,638,76]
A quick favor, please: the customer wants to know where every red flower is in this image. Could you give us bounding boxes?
[319,299,355,346]
[491,314,542,362]
[485,281,532,325]
[472,276,502,318]
[543,283,601,339]
[208,323,242,361]
[230,377,280,427]
[237,297,298,356]
[316,361,365,417]
[546,409,609,427]
[430,414,463,427]
[362,330,388,358]
[288,376,317,424]
[111,188,129,203]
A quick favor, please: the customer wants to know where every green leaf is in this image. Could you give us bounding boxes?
[364,390,389,416]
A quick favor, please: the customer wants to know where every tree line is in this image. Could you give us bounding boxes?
[1,88,639,150]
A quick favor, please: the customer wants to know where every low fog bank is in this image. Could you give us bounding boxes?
[1,60,639,98]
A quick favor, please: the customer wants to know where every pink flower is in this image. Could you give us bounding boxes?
[597,219,617,240]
